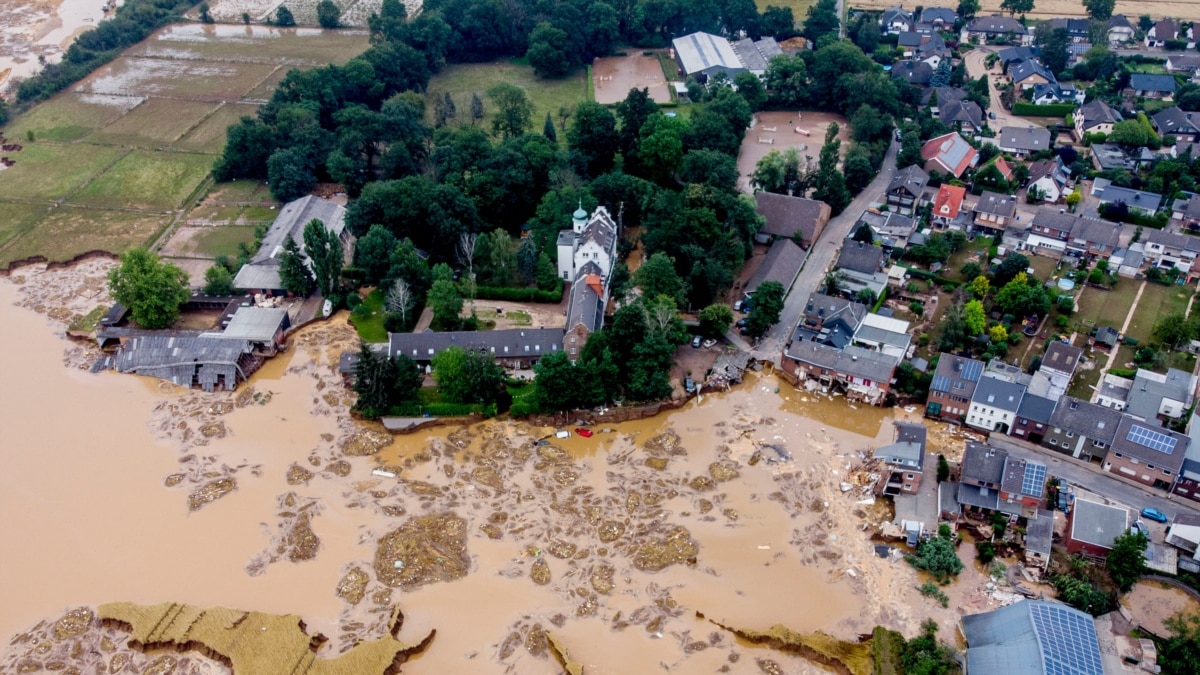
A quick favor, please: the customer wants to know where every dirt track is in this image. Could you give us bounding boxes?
[593,54,671,105]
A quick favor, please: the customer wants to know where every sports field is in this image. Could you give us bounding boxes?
[0,24,364,269]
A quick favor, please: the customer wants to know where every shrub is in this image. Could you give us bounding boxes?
[1012,102,1076,118]
[918,581,950,608]
[474,282,563,303]
[975,541,996,564]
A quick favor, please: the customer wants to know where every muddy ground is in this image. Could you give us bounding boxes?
[737,111,851,194]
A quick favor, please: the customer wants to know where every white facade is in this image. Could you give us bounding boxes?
[556,204,619,281]
[967,400,1015,432]
[1029,175,1064,203]
[1025,231,1067,254]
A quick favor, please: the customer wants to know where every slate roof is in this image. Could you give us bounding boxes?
[1010,59,1055,86]
[898,31,924,48]
[965,15,1027,35]
[566,269,604,335]
[747,237,806,292]
[921,86,967,107]
[856,210,916,248]
[930,353,984,395]
[232,196,347,291]
[961,441,1008,486]
[1047,17,1091,36]
[730,37,781,72]
[939,99,983,129]
[837,241,885,275]
[962,600,1103,675]
[783,342,899,384]
[388,328,566,361]
[1129,73,1178,93]
[1027,159,1063,186]
[974,191,1016,218]
[754,192,830,242]
[1153,107,1200,137]
[1150,19,1178,41]
[1146,227,1200,253]
[888,164,930,198]
[1001,456,1049,497]
[892,60,934,86]
[920,7,956,24]
[1070,498,1129,550]
[1126,367,1196,423]
[1048,397,1122,444]
[921,132,978,177]
[998,125,1052,152]
[1016,394,1057,425]
[803,293,868,326]
[1076,100,1121,131]
[1094,326,1121,348]
[1032,207,1075,235]
[1168,54,1200,71]
[958,481,1000,510]
[1097,184,1163,212]
[932,184,967,220]
[997,46,1038,63]
[972,375,1026,413]
[1042,341,1083,375]
[1068,215,1121,252]
[881,6,912,27]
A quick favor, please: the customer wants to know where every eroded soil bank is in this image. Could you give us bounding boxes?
[0,261,967,673]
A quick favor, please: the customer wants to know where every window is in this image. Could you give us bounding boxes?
[907,474,915,479]
[1066,431,1074,438]
[1148,464,1155,470]
[1165,469,1173,476]
[1114,452,1123,458]
[1093,441,1106,448]
[1049,438,1058,446]
[570,348,576,355]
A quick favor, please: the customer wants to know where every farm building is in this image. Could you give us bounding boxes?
[107,335,259,392]
[386,328,568,369]
[232,195,352,296]
[671,32,780,79]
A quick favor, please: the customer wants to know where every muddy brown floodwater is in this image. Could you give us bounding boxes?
[0,262,967,674]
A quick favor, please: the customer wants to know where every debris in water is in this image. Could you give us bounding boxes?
[374,512,469,590]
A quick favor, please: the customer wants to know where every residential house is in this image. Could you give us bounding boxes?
[961,15,1030,45]
[753,192,832,248]
[672,32,781,79]
[1096,372,1133,410]
[996,45,1038,64]
[1166,54,1200,82]
[931,183,968,229]
[972,191,1017,234]
[921,132,979,177]
[1145,19,1194,49]
[794,293,867,349]
[938,99,984,134]
[836,241,885,275]
[927,353,985,423]
[231,195,352,296]
[956,441,1007,513]
[1126,73,1177,101]
[992,156,1015,183]
[780,342,897,406]
[897,31,925,55]
[1125,367,1198,425]
[1026,158,1069,203]
[962,600,1104,675]
[852,313,912,359]
[1177,140,1200,159]
[1025,208,1073,254]
[967,375,1026,433]
[1092,180,1163,216]
[1042,341,1083,380]
[874,422,928,496]
[919,7,956,29]
[1047,17,1093,64]
[1089,143,1140,171]
[1152,107,1200,143]
[834,268,889,302]
[1103,415,1190,489]
[998,455,1049,517]
[1166,513,1200,565]
[997,125,1052,157]
[559,206,619,359]
[1008,58,1054,91]
[855,210,917,250]
[1173,413,1200,504]
[892,60,934,87]
[1074,99,1121,140]
[1044,397,1123,460]
[1143,227,1200,274]
[745,238,806,296]
[886,164,930,215]
[880,6,914,35]
[914,33,953,68]
[1110,246,1145,277]
[1032,82,1083,105]
[387,328,567,369]
[1024,510,1055,570]
[1011,394,1057,444]
[1067,498,1129,558]
[1107,14,1136,47]
[1171,194,1200,231]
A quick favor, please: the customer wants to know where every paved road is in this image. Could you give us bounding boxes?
[728,139,900,361]
[986,434,1200,521]
[962,47,1017,131]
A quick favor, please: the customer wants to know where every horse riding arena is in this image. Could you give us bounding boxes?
[592,54,672,105]
[736,110,850,192]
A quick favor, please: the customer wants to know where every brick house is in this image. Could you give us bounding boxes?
[1066,498,1129,558]
[1103,416,1189,490]
[927,353,984,423]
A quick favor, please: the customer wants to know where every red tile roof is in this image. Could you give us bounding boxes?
[933,184,967,219]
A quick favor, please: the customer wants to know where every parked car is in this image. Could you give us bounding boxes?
[691,335,702,348]
[732,300,743,312]
[702,338,717,349]
[574,428,593,438]
[1131,521,1149,538]
[1141,507,1168,523]
[988,111,996,120]
[736,318,749,328]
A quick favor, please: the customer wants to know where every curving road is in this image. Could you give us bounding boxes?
[962,46,1018,130]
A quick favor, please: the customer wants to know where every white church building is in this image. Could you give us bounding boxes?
[557,204,619,360]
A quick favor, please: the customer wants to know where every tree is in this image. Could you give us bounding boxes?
[1107,532,1148,592]
[856,288,877,306]
[203,264,234,296]
[303,218,343,299]
[1066,189,1082,211]
[427,278,463,330]
[995,273,1051,317]
[990,324,1008,344]
[937,455,950,483]
[278,237,314,296]
[957,0,981,19]
[487,83,533,139]
[1153,313,1196,348]
[542,112,557,143]
[994,253,1031,287]
[198,3,214,23]
[733,72,767,111]
[354,225,399,286]
[764,54,809,108]
[353,342,422,415]
[698,304,734,338]
[964,300,987,336]
[637,113,686,183]
[1162,611,1200,675]
[898,122,923,169]
[316,0,341,28]
[760,6,797,39]
[939,301,967,351]
[906,529,963,582]
[432,346,504,403]
[930,59,952,89]
[568,101,618,177]
[751,147,805,194]
[1109,119,1156,147]
[1083,0,1115,21]
[526,22,571,77]
[1034,24,1071,75]
[266,148,316,202]
[1000,0,1034,16]
[107,248,190,329]
[813,123,850,214]
[634,252,686,306]
[275,5,295,26]
[971,275,990,299]
[532,351,582,412]
[385,278,416,329]
[746,281,785,338]
[803,0,840,45]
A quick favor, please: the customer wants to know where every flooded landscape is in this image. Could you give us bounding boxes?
[0,260,973,673]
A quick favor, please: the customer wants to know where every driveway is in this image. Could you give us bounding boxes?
[727,139,900,361]
[962,47,1020,131]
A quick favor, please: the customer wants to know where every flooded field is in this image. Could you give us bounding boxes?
[0,261,974,673]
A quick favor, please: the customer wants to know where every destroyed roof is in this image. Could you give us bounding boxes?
[113,335,251,390]
[962,600,1103,675]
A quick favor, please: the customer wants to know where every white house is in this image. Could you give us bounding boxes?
[852,313,912,359]
[967,375,1027,433]
[557,205,617,281]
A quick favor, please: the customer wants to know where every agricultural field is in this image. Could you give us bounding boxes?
[160,225,261,259]
[0,23,366,269]
[757,0,815,22]
[847,0,1200,21]
[426,59,590,135]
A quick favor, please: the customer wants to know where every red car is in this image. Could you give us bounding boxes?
[574,428,593,438]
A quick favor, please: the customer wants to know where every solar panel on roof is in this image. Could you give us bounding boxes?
[1021,462,1047,497]
[1127,424,1177,454]
[1028,603,1103,675]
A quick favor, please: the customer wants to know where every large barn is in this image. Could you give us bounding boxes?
[671,32,781,80]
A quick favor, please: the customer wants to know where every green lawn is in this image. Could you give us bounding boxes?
[1067,362,1103,400]
[757,0,814,22]
[350,288,388,343]
[70,149,214,210]
[0,206,171,268]
[1124,282,1191,343]
[1072,280,1141,334]
[191,226,259,258]
[0,201,52,252]
[426,59,589,137]
[3,93,143,142]
[0,142,128,202]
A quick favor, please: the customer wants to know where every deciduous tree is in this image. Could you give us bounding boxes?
[432,346,505,403]
[698,304,734,337]
[486,83,533,139]
[278,237,314,297]
[108,248,191,329]
[746,281,785,338]
[303,218,343,298]
[1107,532,1148,592]
[316,0,340,28]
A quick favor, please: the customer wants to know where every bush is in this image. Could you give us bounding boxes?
[1011,102,1076,118]
[474,283,564,303]
[918,581,950,608]
[975,541,996,564]
[1108,367,1137,378]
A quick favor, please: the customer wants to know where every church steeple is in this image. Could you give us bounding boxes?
[572,200,587,234]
